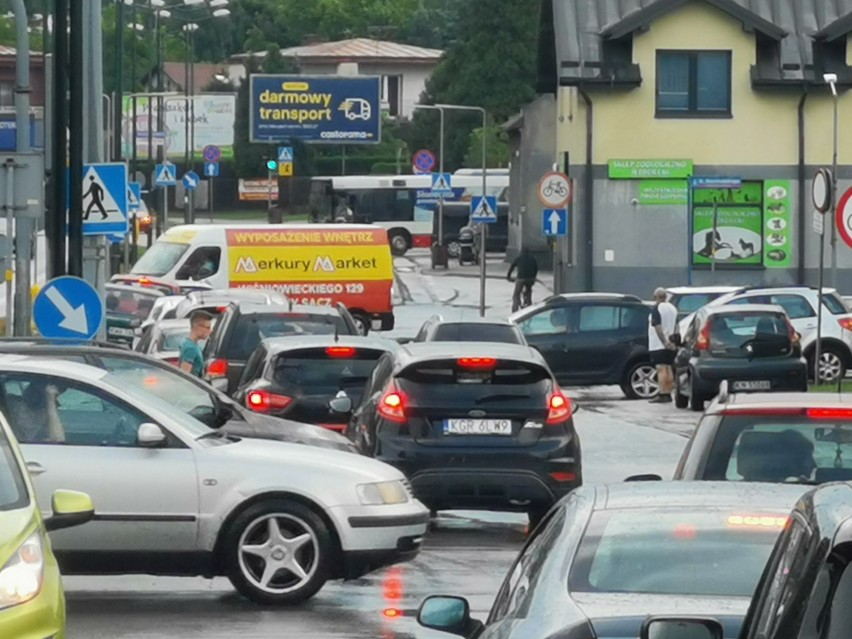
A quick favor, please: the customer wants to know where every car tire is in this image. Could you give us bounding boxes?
[389,232,409,256]
[351,312,370,336]
[621,361,659,400]
[223,499,334,605]
[689,379,704,412]
[674,389,689,409]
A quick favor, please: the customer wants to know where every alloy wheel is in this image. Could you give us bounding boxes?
[631,364,660,399]
[819,351,844,383]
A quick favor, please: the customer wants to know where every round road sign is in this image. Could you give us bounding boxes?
[203,145,222,163]
[836,186,852,249]
[813,168,833,213]
[412,149,436,175]
[537,171,571,208]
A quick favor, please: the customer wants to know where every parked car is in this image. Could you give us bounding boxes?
[510,293,655,399]
[0,357,428,604]
[642,482,852,639]
[673,305,807,411]
[134,318,191,365]
[234,336,397,432]
[343,342,581,524]
[203,301,360,395]
[679,286,852,383]
[0,345,355,453]
[0,407,94,638]
[134,294,185,345]
[666,285,743,322]
[411,315,527,345]
[417,481,803,639]
[169,288,288,321]
[104,284,164,346]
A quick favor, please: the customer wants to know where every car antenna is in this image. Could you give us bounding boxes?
[334,323,339,343]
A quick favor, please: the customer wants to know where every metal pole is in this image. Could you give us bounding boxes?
[68,0,84,277]
[438,108,445,245]
[816,228,826,384]
[113,0,123,161]
[130,1,137,176]
[156,21,166,237]
[4,164,14,335]
[267,168,274,221]
[831,92,839,288]
[479,108,487,317]
[711,202,718,274]
[183,28,190,224]
[51,0,68,278]
[189,28,196,224]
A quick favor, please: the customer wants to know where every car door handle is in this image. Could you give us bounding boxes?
[26,462,46,476]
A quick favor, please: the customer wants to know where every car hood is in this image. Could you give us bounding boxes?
[224,411,358,454]
[572,592,747,639]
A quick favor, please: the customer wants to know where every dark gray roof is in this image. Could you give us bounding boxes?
[541,0,852,88]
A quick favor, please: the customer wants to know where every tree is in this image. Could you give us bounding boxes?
[463,124,510,169]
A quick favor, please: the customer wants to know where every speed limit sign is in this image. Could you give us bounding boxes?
[537,171,572,208]
[837,187,852,249]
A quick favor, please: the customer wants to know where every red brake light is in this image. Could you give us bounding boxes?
[546,389,572,425]
[457,357,497,370]
[246,390,292,413]
[378,382,407,423]
[326,346,356,358]
[206,358,228,379]
[217,306,229,313]
[696,322,711,351]
[807,408,852,420]
[785,318,800,345]
[673,524,697,540]
[839,318,852,332]
[721,407,805,417]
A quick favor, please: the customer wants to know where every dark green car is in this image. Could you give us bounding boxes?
[104,284,164,346]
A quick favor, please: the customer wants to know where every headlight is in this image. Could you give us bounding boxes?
[357,481,409,505]
[0,532,44,610]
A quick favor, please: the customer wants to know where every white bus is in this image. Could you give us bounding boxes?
[309,171,509,255]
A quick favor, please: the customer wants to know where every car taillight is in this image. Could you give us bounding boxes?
[326,346,356,358]
[785,318,800,345]
[206,358,228,379]
[457,357,497,370]
[246,390,292,413]
[696,322,711,351]
[839,318,852,332]
[378,382,407,423]
[546,389,572,425]
[721,407,805,417]
[807,408,852,420]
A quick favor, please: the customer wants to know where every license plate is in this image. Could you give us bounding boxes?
[443,419,512,435]
[732,380,771,391]
[108,327,134,337]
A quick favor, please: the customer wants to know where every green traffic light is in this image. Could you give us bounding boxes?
[266,160,278,171]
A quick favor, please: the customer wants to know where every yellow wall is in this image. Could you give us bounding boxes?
[555,0,852,167]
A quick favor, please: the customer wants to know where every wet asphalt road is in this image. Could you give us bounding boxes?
[64,254,699,638]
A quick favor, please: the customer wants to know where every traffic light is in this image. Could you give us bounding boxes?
[266,159,278,172]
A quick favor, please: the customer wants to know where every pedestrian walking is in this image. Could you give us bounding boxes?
[179,310,214,377]
[648,287,678,403]
[507,248,539,312]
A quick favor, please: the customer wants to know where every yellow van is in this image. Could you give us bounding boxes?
[0,415,94,639]
[119,223,396,331]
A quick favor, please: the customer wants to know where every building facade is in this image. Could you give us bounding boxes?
[527,0,852,296]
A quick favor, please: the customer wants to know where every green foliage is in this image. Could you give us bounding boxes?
[463,124,511,169]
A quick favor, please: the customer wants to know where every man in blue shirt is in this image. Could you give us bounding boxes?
[179,310,214,377]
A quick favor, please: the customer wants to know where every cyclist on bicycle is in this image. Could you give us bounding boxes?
[507,247,539,312]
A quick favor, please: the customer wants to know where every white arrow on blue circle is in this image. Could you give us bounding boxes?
[45,286,88,334]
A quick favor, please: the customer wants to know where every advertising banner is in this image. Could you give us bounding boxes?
[608,159,693,179]
[638,180,688,205]
[238,179,278,202]
[250,75,381,144]
[692,206,763,266]
[762,180,792,268]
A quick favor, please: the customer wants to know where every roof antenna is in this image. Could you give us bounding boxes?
[334,323,339,343]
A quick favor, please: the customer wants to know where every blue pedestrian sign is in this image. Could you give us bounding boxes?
[154,163,176,187]
[128,182,142,212]
[182,171,200,191]
[470,196,498,223]
[66,163,130,236]
[33,276,104,341]
[204,162,219,178]
[431,172,453,197]
[278,146,294,162]
[542,208,568,236]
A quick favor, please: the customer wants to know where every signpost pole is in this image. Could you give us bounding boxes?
[438,109,445,245]
[4,163,13,335]
[816,226,826,384]
[711,202,718,274]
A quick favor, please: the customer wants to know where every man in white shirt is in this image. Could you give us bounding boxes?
[648,287,678,403]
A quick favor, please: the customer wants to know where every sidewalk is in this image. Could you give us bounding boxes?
[415,254,554,293]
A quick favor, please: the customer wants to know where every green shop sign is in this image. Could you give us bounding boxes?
[609,159,693,179]
[692,206,763,267]
[763,180,792,269]
[638,180,688,205]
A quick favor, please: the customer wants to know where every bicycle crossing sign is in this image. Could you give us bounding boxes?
[537,171,571,208]
[470,196,497,223]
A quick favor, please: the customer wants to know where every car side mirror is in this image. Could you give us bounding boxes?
[137,423,167,447]
[44,489,95,532]
[329,396,353,414]
[417,595,482,638]
[640,617,724,639]
[625,474,663,482]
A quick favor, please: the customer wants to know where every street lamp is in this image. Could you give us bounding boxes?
[413,104,446,248]
[824,72,839,290]
[434,103,489,316]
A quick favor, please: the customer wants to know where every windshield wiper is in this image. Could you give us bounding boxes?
[196,430,232,441]
[475,393,530,404]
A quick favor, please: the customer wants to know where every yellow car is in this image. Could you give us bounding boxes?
[0,415,94,639]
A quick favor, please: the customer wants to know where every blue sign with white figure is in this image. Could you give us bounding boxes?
[250,75,382,144]
[182,171,200,191]
[431,173,453,197]
[155,163,177,187]
[278,146,294,162]
[66,162,130,236]
[128,182,142,212]
[542,208,568,236]
[33,276,104,341]
[470,196,497,223]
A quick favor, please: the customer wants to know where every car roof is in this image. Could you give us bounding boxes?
[795,483,852,544]
[400,341,545,365]
[262,335,398,355]
[596,481,806,512]
[667,286,743,294]
[234,302,341,316]
[106,283,164,297]
[434,317,519,326]
[703,304,786,316]
[0,338,125,350]
[0,355,109,382]
[706,391,851,414]
[547,293,643,303]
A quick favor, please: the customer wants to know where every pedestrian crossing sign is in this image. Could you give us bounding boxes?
[154,163,177,187]
[431,172,453,197]
[278,146,293,162]
[128,182,142,212]
[66,162,129,236]
[470,195,497,223]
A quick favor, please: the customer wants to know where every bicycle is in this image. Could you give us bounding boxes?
[542,179,568,199]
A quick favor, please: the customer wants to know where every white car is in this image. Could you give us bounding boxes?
[0,358,428,604]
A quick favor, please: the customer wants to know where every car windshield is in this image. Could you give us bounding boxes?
[674,293,719,314]
[105,288,160,319]
[702,413,852,483]
[570,508,785,597]
[431,323,523,344]
[706,313,791,358]
[272,349,384,399]
[0,424,27,511]
[130,241,190,277]
[227,313,349,360]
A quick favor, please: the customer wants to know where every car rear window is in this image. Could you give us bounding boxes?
[272,348,384,393]
[570,508,785,597]
[105,288,159,320]
[226,313,348,360]
[673,293,718,314]
[431,324,522,344]
[701,412,852,483]
[825,293,849,315]
[706,313,791,358]
[397,358,551,404]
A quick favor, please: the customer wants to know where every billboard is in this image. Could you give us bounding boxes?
[121,94,236,160]
[250,75,381,144]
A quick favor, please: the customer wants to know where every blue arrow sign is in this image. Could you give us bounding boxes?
[204,162,219,178]
[33,276,104,341]
[542,208,568,236]
[278,146,293,162]
[431,172,453,197]
[182,170,200,191]
[470,195,498,223]
[154,163,176,187]
[128,182,142,212]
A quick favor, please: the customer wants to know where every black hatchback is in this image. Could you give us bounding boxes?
[233,336,397,432]
[344,342,582,524]
[674,304,807,412]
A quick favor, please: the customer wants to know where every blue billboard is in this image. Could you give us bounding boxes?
[249,75,381,145]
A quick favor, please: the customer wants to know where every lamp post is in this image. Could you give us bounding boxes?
[825,73,840,291]
[413,104,446,246]
[434,104,488,316]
